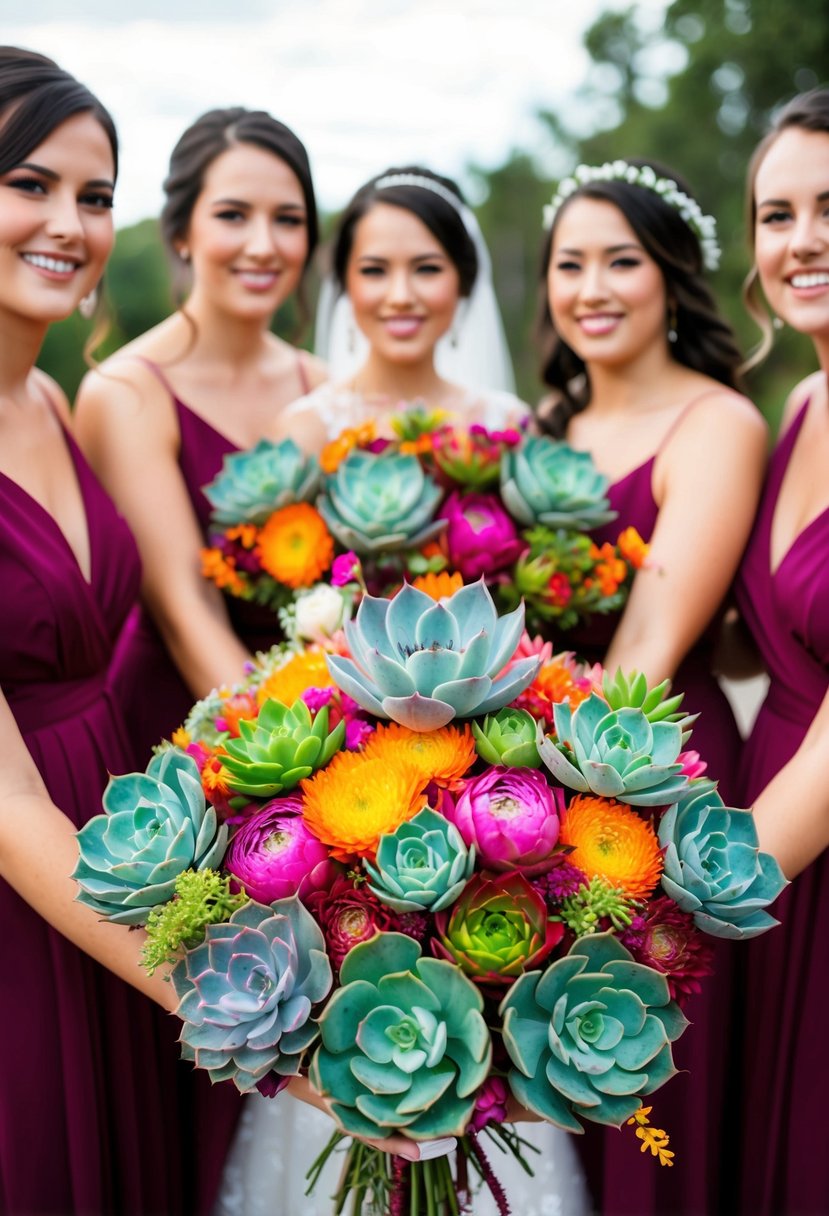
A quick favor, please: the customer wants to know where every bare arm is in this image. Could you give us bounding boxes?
[74,363,251,698]
[605,394,767,684]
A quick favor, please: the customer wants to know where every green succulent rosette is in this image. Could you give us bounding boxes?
[537,693,689,807]
[500,436,616,530]
[172,896,332,1091]
[73,748,226,926]
[603,669,696,739]
[205,437,321,526]
[317,448,445,555]
[659,785,787,939]
[471,707,542,768]
[500,932,688,1131]
[363,807,475,913]
[221,697,345,797]
[326,580,540,732]
[310,932,491,1139]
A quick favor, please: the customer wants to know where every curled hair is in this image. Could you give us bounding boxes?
[536,159,743,438]
[743,87,829,369]
[332,165,478,297]
[0,45,118,178]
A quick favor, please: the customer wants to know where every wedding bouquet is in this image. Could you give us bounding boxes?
[73,580,786,1214]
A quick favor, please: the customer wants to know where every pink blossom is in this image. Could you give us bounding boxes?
[446,766,563,875]
[437,491,525,581]
[470,1077,510,1130]
[331,551,362,588]
[225,796,334,903]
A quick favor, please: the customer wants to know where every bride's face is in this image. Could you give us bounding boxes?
[345,202,461,365]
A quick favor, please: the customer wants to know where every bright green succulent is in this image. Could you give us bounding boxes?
[221,698,345,797]
[317,448,445,555]
[471,707,542,768]
[204,438,320,526]
[73,748,227,926]
[537,693,689,807]
[500,437,616,530]
[326,580,540,732]
[500,932,688,1131]
[172,896,332,1092]
[363,807,475,913]
[603,669,696,740]
[310,932,491,1139]
[659,785,787,939]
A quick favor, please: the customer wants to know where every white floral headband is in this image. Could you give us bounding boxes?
[542,160,721,272]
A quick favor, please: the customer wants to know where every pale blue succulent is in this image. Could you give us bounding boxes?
[659,785,787,939]
[537,693,689,807]
[500,437,616,530]
[326,580,541,732]
[73,748,227,926]
[500,932,688,1131]
[205,437,320,526]
[364,807,475,912]
[317,448,445,554]
[172,896,332,1091]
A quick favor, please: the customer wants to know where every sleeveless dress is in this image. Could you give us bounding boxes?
[729,399,829,1216]
[0,426,189,1215]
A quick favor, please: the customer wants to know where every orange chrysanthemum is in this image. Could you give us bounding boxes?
[301,751,426,861]
[410,570,465,600]
[362,721,476,789]
[201,547,246,596]
[255,648,335,707]
[534,658,593,710]
[617,526,650,570]
[256,504,334,588]
[320,421,377,474]
[201,752,232,799]
[218,692,259,737]
[560,794,663,900]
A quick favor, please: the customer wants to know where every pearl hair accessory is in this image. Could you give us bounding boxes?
[373,172,466,215]
[542,160,721,272]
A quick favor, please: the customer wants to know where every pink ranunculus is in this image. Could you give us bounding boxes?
[470,1076,510,1130]
[446,766,563,875]
[224,795,334,903]
[437,491,525,581]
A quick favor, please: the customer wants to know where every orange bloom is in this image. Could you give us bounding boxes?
[171,726,191,749]
[201,752,232,799]
[226,523,258,549]
[617,526,650,570]
[301,750,426,861]
[256,503,334,588]
[255,648,335,707]
[320,421,377,474]
[534,658,593,710]
[201,547,246,596]
[399,435,435,457]
[362,721,476,789]
[410,570,464,600]
[218,692,259,737]
[590,542,628,596]
[559,794,663,901]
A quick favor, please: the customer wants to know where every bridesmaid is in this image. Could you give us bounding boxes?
[75,107,327,763]
[0,46,193,1215]
[536,160,766,1215]
[729,87,829,1216]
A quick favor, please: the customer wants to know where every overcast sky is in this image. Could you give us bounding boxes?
[8,0,672,228]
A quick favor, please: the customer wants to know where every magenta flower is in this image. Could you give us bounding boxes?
[331,551,362,587]
[437,492,525,581]
[305,875,400,972]
[620,896,714,1006]
[470,1076,510,1130]
[225,796,333,903]
[446,767,563,876]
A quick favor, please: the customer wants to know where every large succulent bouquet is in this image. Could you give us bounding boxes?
[199,411,648,638]
[74,580,785,1215]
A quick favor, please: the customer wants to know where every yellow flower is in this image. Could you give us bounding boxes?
[626,1106,674,1167]
[255,648,334,707]
[171,726,191,749]
[410,570,464,600]
[560,794,663,901]
[256,503,334,588]
[362,722,476,789]
[301,750,426,861]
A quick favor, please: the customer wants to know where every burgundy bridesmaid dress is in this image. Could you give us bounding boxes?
[0,428,189,1215]
[730,399,829,1216]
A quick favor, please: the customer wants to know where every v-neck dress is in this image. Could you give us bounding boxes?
[729,399,829,1216]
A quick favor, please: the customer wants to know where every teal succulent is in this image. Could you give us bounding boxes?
[310,933,491,1139]
[500,932,688,1131]
[326,580,541,732]
[172,896,332,1091]
[659,786,787,939]
[205,438,320,526]
[317,448,445,555]
[472,707,542,768]
[500,437,616,530]
[363,807,475,913]
[221,698,345,797]
[73,748,227,926]
[537,693,689,807]
[603,669,696,740]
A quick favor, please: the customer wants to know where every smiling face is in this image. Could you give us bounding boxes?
[754,126,829,341]
[183,141,308,319]
[547,196,669,368]
[345,202,461,366]
[0,111,115,325]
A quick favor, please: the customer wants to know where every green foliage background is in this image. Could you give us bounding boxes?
[41,0,826,432]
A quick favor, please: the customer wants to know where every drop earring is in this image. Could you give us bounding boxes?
[667,305,678,344]
[772,315,784,331]
[78,287,98,320]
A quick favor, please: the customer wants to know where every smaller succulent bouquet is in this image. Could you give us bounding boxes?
[74,581,786,1215]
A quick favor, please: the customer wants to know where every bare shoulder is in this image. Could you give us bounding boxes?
[680,385,767,447]
[30,368,71,426]
[75,348,175,431]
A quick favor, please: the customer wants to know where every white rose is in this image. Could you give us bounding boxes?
[294,583,348,640]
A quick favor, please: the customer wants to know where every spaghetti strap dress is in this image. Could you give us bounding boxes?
[729,398,829,1215]
[0,424,190,1215]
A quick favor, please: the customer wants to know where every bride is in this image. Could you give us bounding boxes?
[214,167,592,1216]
